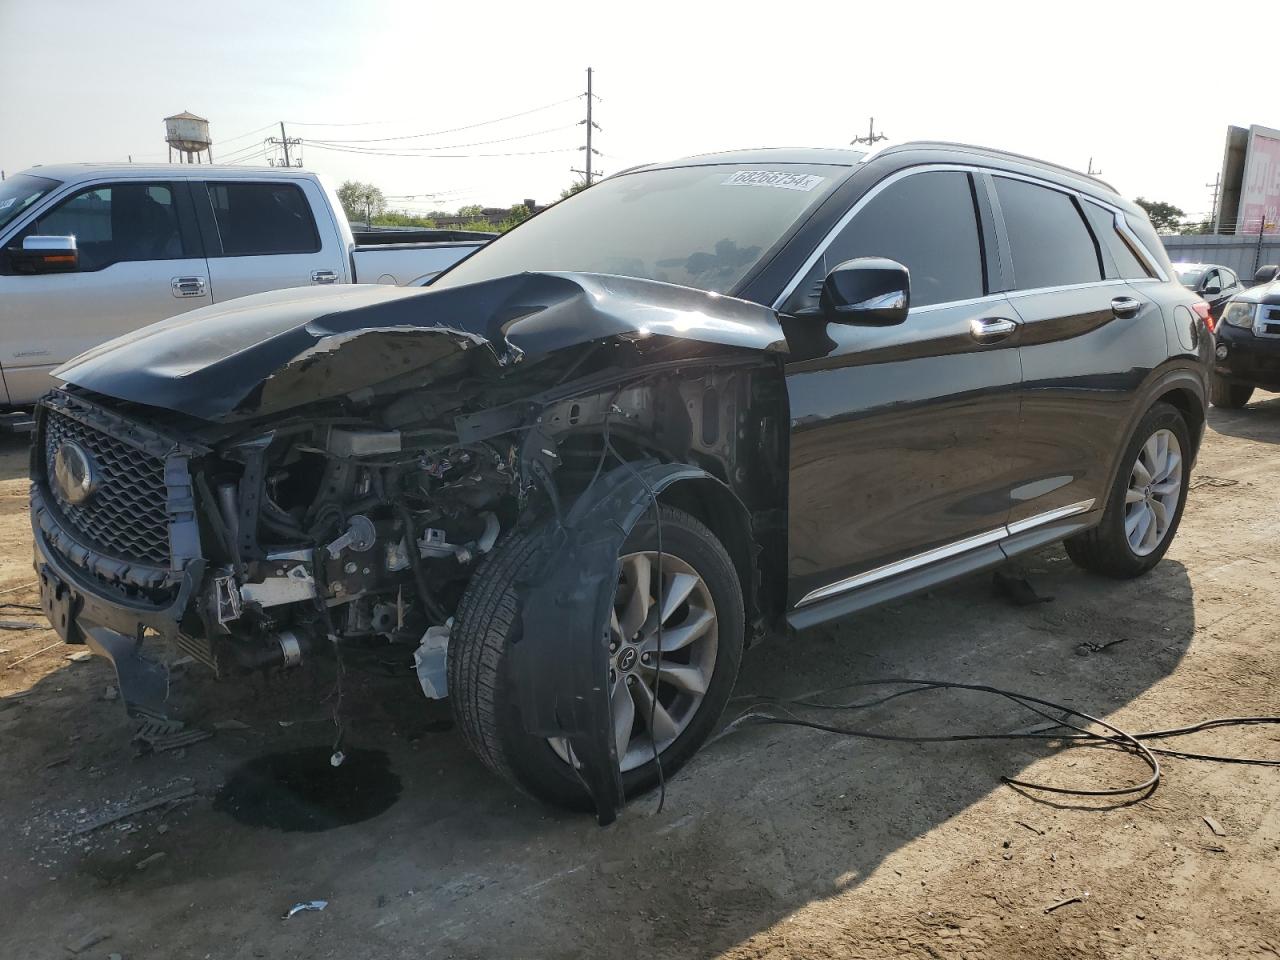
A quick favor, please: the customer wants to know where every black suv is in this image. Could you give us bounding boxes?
[33,143,1210,822]
[1209,264,1280,408]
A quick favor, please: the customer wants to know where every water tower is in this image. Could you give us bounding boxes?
[164,111,213,164]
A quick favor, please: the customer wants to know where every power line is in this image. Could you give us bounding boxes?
[303,123,578,154]
[289,95,581,144]
[215,123,277,148]
[303,142,576,159]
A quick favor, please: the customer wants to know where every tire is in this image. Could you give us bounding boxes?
[1065,401,1191,579]
[449,504,745,810]
[1209,374,1254,410]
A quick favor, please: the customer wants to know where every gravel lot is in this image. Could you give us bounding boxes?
[1,394,1277,959]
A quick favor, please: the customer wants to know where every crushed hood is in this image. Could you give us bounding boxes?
[54,273,787,421]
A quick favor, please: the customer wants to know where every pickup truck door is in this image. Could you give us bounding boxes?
[194,178,348,301]
[0,180,209,405]
[778,168,1024,619]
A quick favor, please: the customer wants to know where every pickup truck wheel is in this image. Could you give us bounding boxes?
[1209,375,1254,409]
[1064,402,1190,579]
[448,505,744,810]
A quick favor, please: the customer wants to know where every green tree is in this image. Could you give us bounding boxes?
[457,204,485,218]
[336,180,386,225]
[559,179,589,200]
[1134,197,1186,232]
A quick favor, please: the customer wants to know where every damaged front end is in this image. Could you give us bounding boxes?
[33,272,788,821]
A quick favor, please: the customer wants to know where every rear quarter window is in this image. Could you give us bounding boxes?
[1082,201,1153,280]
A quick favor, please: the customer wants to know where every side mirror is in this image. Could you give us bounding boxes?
[819,257,910,325]
[8,235,79,275]
[1202,284,1221,297]
[1253,264,1279,285]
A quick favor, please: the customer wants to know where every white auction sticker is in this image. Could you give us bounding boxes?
[722,170,825,192]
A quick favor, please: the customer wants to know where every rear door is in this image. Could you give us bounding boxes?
[195,178,346,301]
[993,174,1168,529]
[781,167,1024,610]
[0,179,208,404]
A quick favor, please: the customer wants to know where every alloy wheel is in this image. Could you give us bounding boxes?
[1124,428,1183,557]
[550,550,719,772]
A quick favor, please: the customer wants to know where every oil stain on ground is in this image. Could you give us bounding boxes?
[214,746,401,832]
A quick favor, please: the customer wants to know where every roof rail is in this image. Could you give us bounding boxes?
[881,141,1118,192]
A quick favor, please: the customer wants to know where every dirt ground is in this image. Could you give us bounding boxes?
[1,395,1278,960]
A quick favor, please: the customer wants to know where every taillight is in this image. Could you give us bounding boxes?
[1191,301,1214,332]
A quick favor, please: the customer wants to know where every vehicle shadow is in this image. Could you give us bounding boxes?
[1206,388,1280,444]
[0,544,1195,959]
[0,433,31,482]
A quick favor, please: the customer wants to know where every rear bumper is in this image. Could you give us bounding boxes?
[1213,323,1280,387]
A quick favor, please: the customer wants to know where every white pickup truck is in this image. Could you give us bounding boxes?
[0,164,492,407]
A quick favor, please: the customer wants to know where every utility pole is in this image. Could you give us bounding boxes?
[851,117,887,147]
[1206,173,1222,233]
[570,68,602,188]
[1087,157,1103,176]
[280,122,291,167]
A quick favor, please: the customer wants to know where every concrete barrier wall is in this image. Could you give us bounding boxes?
[1160,234,1280,279]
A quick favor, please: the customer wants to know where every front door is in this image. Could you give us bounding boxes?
[780,168,1024,611]
[0,180,209,404]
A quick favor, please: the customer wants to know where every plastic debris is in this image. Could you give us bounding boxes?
[284,900,328,919]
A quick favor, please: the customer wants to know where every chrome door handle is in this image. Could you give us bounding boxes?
[171,276,207,298]
[310,269,339,284]
[1111,296,1142,319]
[969,316,1019,342]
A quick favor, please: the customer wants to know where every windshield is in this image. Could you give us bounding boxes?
[1174,266,1204,289]
[432,163,845,296]
[0,174,60,234]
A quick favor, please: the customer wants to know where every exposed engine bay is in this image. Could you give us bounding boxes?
[31,271,792,821]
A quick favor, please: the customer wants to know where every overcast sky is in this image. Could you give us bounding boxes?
[1,0,1273,219]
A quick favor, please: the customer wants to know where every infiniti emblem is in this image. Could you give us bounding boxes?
[53,440,98,505]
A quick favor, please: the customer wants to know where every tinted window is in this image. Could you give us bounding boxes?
[433,164,842,295]
[206,182,320,256]
[19,182,186,271]
[785,170,984,312]
[1082,201,1153,280]
[995,177,1100,289]
[1220,268,1237,287]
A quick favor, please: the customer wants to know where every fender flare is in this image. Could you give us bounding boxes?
[511,459,750,825]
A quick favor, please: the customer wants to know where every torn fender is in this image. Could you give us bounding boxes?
[513,460,745,826]
[53,272,786,421]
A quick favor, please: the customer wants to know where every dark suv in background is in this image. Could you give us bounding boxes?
[1210,263,1280,408]
[32,142,1210,822]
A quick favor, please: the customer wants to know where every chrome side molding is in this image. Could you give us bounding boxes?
[795,499,1095,608]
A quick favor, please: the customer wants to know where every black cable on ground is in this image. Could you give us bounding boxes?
[725,678,1280,802]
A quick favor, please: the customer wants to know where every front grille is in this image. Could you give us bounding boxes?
[43,408,170,565]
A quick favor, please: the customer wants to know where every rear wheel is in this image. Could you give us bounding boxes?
[1209,375,1254,409]
[449,504,744,809]
[1065,402,1190,579]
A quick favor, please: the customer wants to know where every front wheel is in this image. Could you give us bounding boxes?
[449,504,744,810]
[1209,375,1254,410]
[1065,402,1191,579]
